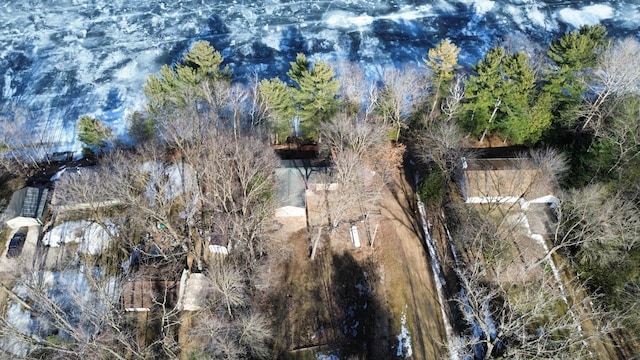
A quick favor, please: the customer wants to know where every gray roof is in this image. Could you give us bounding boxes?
[21,187,48,219]
[5,186,49,224]
[276,160,328,208]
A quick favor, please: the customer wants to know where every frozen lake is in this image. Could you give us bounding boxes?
[1,0,638,150]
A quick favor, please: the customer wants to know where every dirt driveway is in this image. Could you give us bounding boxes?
[377,171,447,359]
[267,169,447,359]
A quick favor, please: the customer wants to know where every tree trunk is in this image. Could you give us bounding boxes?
[480,97,501,143]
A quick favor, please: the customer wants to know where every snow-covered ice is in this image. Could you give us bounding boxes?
[0,0,637,153]
[558,4,615,28]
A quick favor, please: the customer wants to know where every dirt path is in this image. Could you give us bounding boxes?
[376,171,447,359]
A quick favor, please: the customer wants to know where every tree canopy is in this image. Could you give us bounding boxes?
[77,115,111,154]
[259,53,339,141]
[425,39,460,83]
[143,40,230,117]
[544,24,609,127]
[461,47,552,144]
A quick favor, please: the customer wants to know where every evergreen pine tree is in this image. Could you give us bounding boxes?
[77,115,111,155]
[425,39,460,83]
[544,24,609,128]
[462,48,551,144]
[498,52,537,144]
[258,78,296,143]
[143,41,230,117]
[286,53,311,85]
[424,39,461,119]
[287,54,339,137]
[548,24,608,69]
[182,40,230,81]
[260,54,339,141]
[461,47,506,137]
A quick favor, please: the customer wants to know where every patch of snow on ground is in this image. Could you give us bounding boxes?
[142,161,198,205]
[1,302,37,356]
[163,163,198,201]
[1,269,118,357]
[316,353,340,360]
[396,306,413,358]
[42,220,115,255]
[558,4,614,28]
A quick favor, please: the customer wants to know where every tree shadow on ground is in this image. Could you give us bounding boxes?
[329,251,392,359]
[265,226,394,359]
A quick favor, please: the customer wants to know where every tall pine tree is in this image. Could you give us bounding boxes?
[424,39,461,119]
[143,41,230,117]
[77,115,111,155]
[544,24,609,128]
[287,54,340,137]
[258,78,296,143]
[260,54,339,141]
[462,48,551,144]
[461,47,506,138]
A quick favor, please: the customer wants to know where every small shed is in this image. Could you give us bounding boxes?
[4,187,49,229]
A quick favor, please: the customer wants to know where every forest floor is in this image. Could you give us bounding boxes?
[263,168,447,359]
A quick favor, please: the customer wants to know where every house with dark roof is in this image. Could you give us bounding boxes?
[4,187,49,229]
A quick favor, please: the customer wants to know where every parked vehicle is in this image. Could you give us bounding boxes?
[7,227,28,258]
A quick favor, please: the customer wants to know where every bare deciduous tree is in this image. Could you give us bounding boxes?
[206,265,247,317]
[335,61,379,120]
[236,312,272,359]
[441,75,465,121]
[581,37,640,135]
[52,165,123,220]
[377,65,429,140]
[0,267,144,360]
[310,116,401,256]
[245,71,271,131]
[187,310,272,360]
[0,104,54,176]
[193,132,279,266]
[528,147,570,184]
[548,184,640,268]
[319,114,390,159]
[454,263,612,360]
[414,119,466,175]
